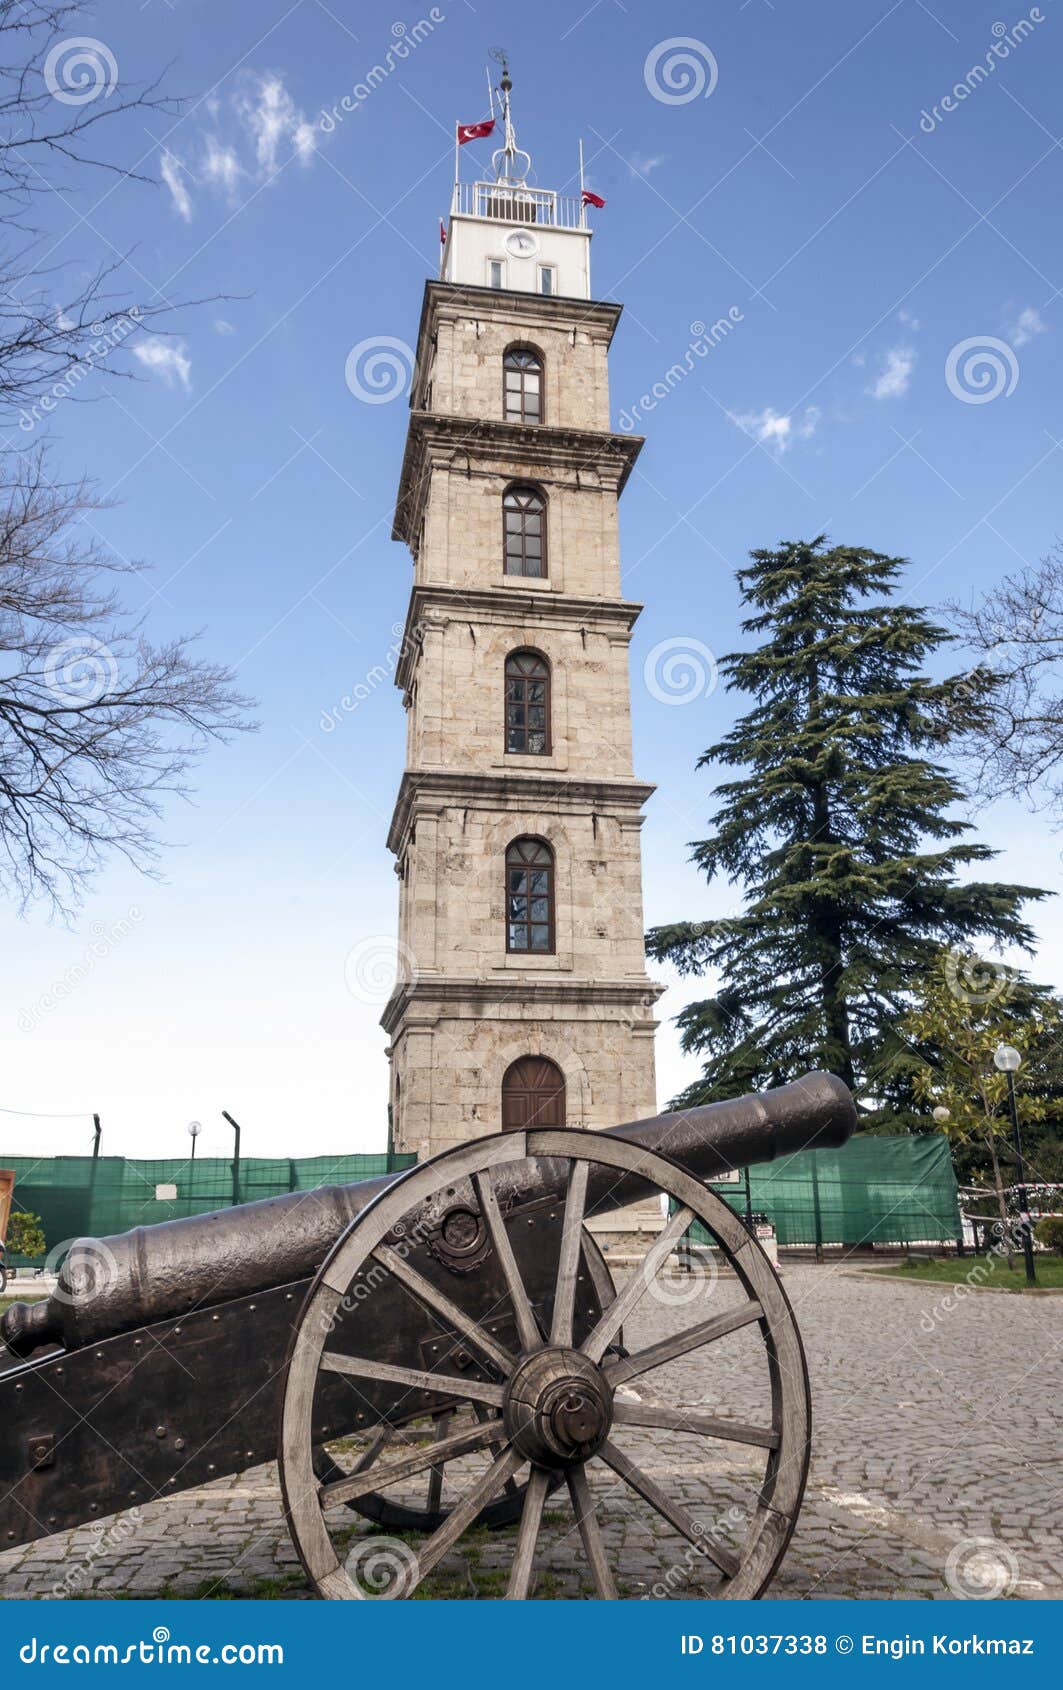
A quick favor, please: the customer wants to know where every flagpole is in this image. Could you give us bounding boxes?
[579,137,586,227]
[453,121,459,206]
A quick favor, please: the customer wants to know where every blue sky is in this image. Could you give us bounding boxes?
[3,0,1061,1160]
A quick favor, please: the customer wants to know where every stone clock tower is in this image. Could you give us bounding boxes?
[383,70,663,1164]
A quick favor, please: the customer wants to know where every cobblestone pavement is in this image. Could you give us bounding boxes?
[1,1265,1060,1600]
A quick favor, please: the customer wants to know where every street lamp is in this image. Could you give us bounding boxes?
[932,1105,950,1124]
[993,1043,1036,1286]
[188,1120,202,1161]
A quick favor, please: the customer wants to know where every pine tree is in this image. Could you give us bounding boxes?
[647,537,1049,1117]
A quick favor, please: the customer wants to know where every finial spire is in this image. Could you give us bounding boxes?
[489,46,532,185]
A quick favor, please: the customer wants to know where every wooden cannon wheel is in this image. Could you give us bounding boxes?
[310,1226,617,1536]
[280,1129,810,1600]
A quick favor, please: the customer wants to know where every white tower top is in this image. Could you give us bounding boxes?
[442,54,592,301]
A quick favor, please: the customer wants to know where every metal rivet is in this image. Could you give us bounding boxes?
[207,1464,216,1473]
[174,1438,186,1451]
[89,1503,98,1513]
[212,1314,220,1322]
[155,1426,166,1438]
[245,1450,253,1459]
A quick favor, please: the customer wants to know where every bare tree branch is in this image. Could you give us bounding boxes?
[0,453,255,916]
[945,543,1063,821]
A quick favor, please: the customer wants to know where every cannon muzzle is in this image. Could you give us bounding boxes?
[3,1072,855,1358]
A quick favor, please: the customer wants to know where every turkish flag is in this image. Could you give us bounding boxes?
[581,189,606,209]
[457,119,495,145]
[439,219,447,246]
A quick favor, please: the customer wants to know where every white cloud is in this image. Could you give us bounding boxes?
[214,318,235,335]
[898,309,921,330]
[234,72,317,176]
[628,152,665,177]
[799,405,820,439]
[733,406,793,451]
[1008,305,1045,347]
[869,344,915,399]
[160,150,193,221]
[134,336,192,391]
[202,135,242,194]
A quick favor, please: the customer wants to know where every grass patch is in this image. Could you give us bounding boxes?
[869,1255,1063,1291]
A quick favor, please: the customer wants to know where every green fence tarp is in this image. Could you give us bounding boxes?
[0,1151,416,1266]
[684,1132,961,1248]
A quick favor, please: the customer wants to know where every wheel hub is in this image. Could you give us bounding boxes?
[503,1347,613,1468]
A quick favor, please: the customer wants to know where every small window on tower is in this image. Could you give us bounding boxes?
[538,266,556,297]
[488,259,505,290]
[503,347,543,423]
[505,651,551,755]
[506,838,555,953]
[502,484,547,578]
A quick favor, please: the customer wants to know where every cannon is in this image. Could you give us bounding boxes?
[0,1074,856,1600]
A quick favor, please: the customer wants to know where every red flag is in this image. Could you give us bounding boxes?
[439,219,447,246]
[457,119,495,145]
[581,189,606,209]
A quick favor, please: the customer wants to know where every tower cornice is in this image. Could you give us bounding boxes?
[393,412,643,547]
[381,974,665,1038]
[393,584,645,693]
[410,280,625,398]
[387,767,656,857]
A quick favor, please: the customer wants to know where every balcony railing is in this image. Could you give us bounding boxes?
[451,181,585,229]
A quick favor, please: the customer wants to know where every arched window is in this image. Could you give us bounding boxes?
[503,347,542,423]
[506,837,554,953]
[501,1056,566,1130]
[503,484,546,578]
[505,651,550,755]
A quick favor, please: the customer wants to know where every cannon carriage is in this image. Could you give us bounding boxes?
[0,1074,856,1599]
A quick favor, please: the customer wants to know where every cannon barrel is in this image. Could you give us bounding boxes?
[2,1072,855,1358]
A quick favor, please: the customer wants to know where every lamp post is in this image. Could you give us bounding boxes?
[930,1107,963,1254]
[993,1043,1036,1287]
[188,1120,202,1162]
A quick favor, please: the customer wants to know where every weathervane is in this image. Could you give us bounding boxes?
[489,47,532,185]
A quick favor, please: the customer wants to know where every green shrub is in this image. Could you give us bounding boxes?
[5,1210,45,1259]
[1034,1214,1063,1253]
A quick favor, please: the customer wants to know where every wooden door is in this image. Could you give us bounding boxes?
[501,1057,566,1131]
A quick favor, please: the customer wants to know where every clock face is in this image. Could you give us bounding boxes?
[506,230,539,258]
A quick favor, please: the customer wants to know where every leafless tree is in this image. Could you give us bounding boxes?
[946,545,1063,821]
[0,454,253,914]
[0,6,253,915]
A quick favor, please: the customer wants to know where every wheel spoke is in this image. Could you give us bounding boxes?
[567,1464,617,1599]
[405,1444,525,1594]
[320,1351,505,1408]
[598,1438,739,1579]
[611,1395,779,1450]
[581,1205,694,1364]
[371,1244,517,1375]
[606,1300,765,1387]
[320,1417,506,1509]
[474,1169,541,1352]
[550,1158,589,1346]
[506,1465,550,1598]
[426,1411,451,1514]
